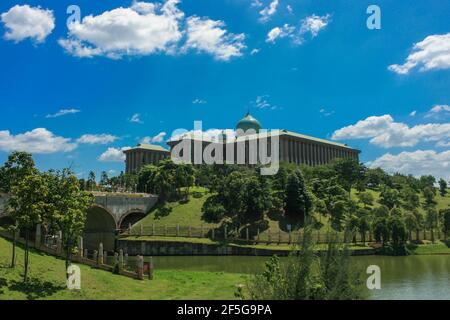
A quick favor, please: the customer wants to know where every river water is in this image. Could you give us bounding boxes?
[146,255,449,300]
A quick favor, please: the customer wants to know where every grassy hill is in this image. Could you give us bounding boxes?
[0,236,244,300]
[132,187,450,235]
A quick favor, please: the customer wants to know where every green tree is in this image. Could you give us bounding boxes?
[284,170,313,223]
[438,178,447,197]
[419,175,436,191]
[245,228,363,300]
[357,191,374,208]
[99,171,110,191]
[0,151,37,268]
[441,209,450,240]
[425,208,438,243]
[46,169,95,274]
[379,187,401,209]
[332,158,366,196]
[9,173,49,282]
[87,171,97,191]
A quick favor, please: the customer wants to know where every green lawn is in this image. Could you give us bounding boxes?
[0,236,245,300]
[408,241,450,255]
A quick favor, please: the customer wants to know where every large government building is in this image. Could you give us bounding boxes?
[124,113,360,174]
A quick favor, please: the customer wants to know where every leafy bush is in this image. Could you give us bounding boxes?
[154,205,172,219]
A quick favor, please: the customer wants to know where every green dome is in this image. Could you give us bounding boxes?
[236,112,262,135]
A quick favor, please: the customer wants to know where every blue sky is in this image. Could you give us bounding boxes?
[0,0,449,179]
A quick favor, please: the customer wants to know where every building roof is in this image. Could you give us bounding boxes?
[124,143,170,153]
[236,112,262,133]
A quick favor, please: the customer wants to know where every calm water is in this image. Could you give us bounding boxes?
[145,255,450,300]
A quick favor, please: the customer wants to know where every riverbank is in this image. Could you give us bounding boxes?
[119,236,450,256]
[0,237,244,300]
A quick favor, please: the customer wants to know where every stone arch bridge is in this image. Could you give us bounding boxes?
[0,192,158,251]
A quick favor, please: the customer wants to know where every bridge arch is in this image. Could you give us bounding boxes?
[118,209,147,231]
[83,205,117,251]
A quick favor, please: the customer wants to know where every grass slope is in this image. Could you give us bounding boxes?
[134,188,450,234]
[0,237,244,300]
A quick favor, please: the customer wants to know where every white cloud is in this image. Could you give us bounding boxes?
[98,147,131,162]
[409,110,417,117]
[266,14,330,45]
[251,0,263,8]
[368,150,450,181]
[299,14,331,38]
[0,128,76,154]
[77,134,118,144]
[192,98,207,104]
[1,5,55,43]
[46,109,81,118]
[58,0,184,59]
[250,48,260,55]
[286,5,293,14]
[425,104,450,119]
[388,33,450,74]
[141,131,167,144]
[266,24,294,43]
[184,16,246,61]
[319,108,335,117]
[332,114,450,148]
[259,0,279,23]
[129,113,143,124]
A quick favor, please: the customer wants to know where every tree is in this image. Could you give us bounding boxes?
[9,173,49,282]
[419,175,436,191]
[401,187,420,212]
[389,216,407,247]
[332,158,366,195]
[46,169,94,274]
[404,212,418,241]
[99,171,110,191]
[441,209,450,240]
[425,208,438,243]
[438,178,447,197]
[357,191,374,208]
[379,187,400,209]
[245,228,364,300]
[87,171,97,191]
[0,151,37,268]
[285,170,313,223]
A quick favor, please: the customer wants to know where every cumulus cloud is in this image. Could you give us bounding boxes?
[0,128,76,154]
[300,14,331,38]
[368,150,450,181]
[58,1,246,61]
[58,0,184,59]
[1,4,55,43]
[184,16,246,61]
[141,132,167,144]
[266,24,295,43]
[332,114,450,148]
[266,14,330,45]
[76,134,118,144]
[259,0,279,23]
[388,33,450,74]
[98,147,131,162]
[46,109,80,118]
[425,104,450,119]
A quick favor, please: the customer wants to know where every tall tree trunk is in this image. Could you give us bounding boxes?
[65,237,72,279]
[416,229,420,242]
[431,228,435,243]
[24,229,29,282]
[11,229,16,268]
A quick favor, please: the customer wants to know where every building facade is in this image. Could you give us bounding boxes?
[124,113,360,173]
[124,144,170,174]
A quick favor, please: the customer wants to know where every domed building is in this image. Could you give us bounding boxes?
[124,112,360,174]
[236,112,262,136]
